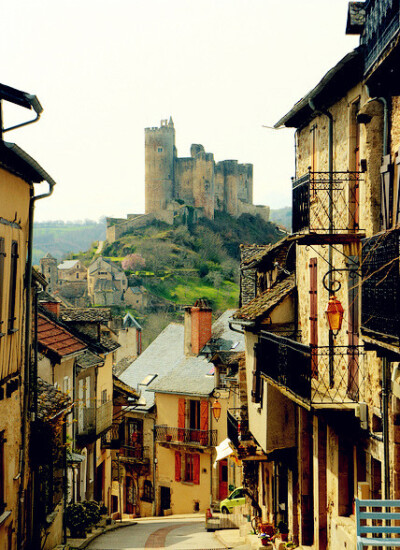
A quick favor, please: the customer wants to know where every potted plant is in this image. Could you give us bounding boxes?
[277,520,289,541]
[83,500,101,530]
[166,433,172,442]
[65,502,88,538]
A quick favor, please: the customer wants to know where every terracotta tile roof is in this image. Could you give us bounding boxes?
[37,313,86,358]
[60,308,111,323]
[233,274,296,322]
[37,377,72,420]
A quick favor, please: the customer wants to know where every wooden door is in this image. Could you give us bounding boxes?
[219,459,228,500]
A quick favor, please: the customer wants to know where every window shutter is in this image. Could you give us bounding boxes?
[193,454,200,485]
[380,154,393,230]
[395,148,400,226]
[0,238,5,332]
[175,451,181,481]
[200,400,208,431]
[8,241,18,333]
[251,343,261,403]
[178,398,186,441]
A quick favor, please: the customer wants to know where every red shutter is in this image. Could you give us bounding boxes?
[193,454,200,485]
[175,451,181,481]
[178,398,186,441]
[309,258,318,378]
[200,400,209,445]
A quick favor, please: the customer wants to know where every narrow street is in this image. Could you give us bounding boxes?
[86,517,230,550]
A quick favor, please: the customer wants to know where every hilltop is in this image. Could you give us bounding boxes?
[66,213,283,347]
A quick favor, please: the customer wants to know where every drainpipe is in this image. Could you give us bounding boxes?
[18,179,55,549]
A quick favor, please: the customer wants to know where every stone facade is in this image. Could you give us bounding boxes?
[145,118,269,223]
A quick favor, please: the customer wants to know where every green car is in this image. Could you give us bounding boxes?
[220,487,246,514]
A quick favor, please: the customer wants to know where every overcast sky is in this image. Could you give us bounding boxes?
[2,0,359,222]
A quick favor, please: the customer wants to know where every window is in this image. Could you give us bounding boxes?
[0,431,6,515]
[8,241,18,333]
[142,480,154,502]
[101,389,107,404]
[184,453,200,484]
[157,147,163,153]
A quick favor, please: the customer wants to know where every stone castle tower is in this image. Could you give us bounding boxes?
[144,118,267,224]
[39,252,58,293]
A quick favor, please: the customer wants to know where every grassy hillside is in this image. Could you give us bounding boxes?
[54,213,282,347]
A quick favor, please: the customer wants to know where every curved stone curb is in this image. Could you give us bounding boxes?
[68,520,137,549]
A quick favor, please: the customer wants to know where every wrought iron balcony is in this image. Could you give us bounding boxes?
[361,230,400,343]
[155,425,217,447]
[257,332,364,406]
[119,444,150,464]
[77,400,113,441]
[101,422,121,449]
[362,0,400,74]
[292,170,362,236]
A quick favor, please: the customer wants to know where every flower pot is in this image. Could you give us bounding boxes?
[166,434,172,441]
[260,539,273,547]
[280,533,288,541]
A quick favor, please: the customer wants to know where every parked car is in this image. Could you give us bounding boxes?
[220,487,246,514]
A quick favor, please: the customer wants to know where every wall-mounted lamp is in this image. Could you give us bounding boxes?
[211,400,222,421]
[325,295,344,335]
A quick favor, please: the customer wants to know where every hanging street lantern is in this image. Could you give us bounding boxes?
[325,295,344,335]
[211,399,222,421]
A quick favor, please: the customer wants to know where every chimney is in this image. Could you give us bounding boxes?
[184,299,212,356]
[40,299,61,318]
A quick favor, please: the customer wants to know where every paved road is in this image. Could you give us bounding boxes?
[87,518,228,549]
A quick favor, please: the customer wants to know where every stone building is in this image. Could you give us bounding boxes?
[145,118,269,224]
[87,256,128,306]
[230,3,400,549]
[39,253,58,293]
[106,118,270,241]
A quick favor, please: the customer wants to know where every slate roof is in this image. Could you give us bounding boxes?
[72,324,120,353]
[113,375,140,399]
[119,323,185,411]
[60,308,111,323]
[233,274,296,322]
[76,350,104,370]
[147,354,214,397]
[204,309,245,353]
[114,355,136,377]
[240,237,291,270]
[58,260,80,270]
[37,313,87,358]
[38,290,60,303]
[346,2,366,35]
[37,377,72,420]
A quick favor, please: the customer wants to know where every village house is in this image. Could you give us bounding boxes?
[58,259,87,283]
[0,82,55,550]
[87,256,128,306]
[118,301,243,516]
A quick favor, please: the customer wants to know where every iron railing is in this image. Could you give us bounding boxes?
[155,425,217,447]
[361,230,400,342]
[257,332,364,406]
[362,0,400,74]
[292,170,362,234]
[77,400,113,438]
[119,444,150,464]
[101,422,121,449]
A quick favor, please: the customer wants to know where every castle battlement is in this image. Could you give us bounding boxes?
[144,117,268,225]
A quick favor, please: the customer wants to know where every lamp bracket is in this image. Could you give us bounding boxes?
[322,266,361,293]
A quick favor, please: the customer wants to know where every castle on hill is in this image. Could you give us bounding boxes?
[106,118,269,242]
